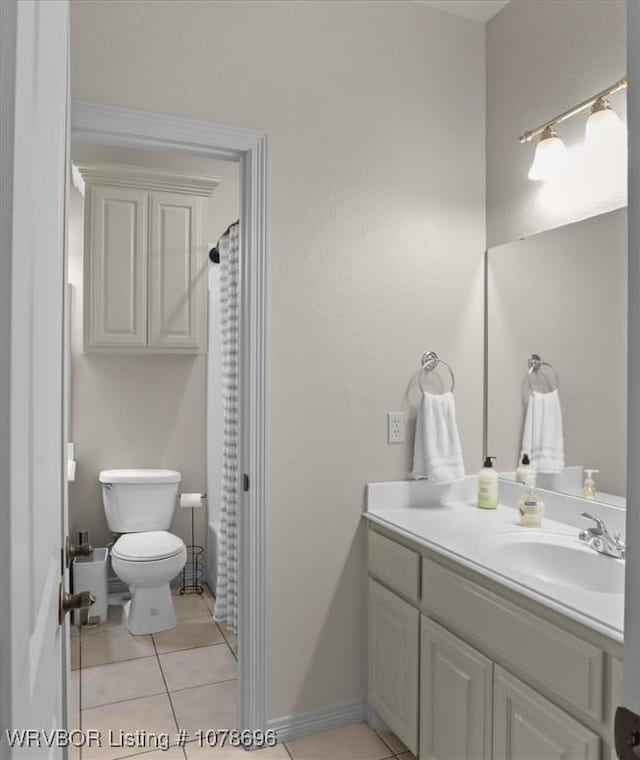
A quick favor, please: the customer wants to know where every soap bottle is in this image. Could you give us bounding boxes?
[516,453,536,487]
[518,489,545,527]
[477,456,498,510]
[583,469,599,500]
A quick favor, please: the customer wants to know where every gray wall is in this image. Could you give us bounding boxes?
[71,0,486,720]
[487,0,627,247]
[68,144,239,550]
[487,208,627,496]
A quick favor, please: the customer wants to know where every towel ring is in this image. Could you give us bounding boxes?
[418,350,455,394]
[527,353,559,392]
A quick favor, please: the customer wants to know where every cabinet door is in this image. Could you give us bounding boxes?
[368,579,419,755]
[85,185,148,349]
[148,191,205,351]
[494,667,600,760]
[421,616,492,760]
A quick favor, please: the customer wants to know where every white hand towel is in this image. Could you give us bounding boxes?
[411,391,465,483]
[521,389,565,472]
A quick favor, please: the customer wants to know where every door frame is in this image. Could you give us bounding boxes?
[70,101,269,732]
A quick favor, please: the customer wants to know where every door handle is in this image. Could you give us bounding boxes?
[65,532,93,568]
[58,585,95,625]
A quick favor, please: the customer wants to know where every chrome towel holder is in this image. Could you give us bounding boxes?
[527,353,559,391]
[418,350,455,393]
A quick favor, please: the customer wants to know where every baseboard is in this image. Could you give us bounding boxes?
[267,699,365,743]
[363,704,390,734]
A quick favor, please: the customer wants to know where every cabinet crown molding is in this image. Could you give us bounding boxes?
[72,161,221,197]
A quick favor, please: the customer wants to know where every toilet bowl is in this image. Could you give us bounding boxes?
[99,468,187,635]
[111,531,187,635]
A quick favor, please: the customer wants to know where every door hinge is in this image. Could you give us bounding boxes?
[243,473,250,492]
[615,706,640,758]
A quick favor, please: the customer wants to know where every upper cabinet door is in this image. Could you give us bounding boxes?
[148,191,205,351]
[86,185,148,349]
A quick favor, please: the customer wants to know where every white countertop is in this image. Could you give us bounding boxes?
[364,477,624,643]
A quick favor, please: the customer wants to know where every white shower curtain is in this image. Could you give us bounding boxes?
[214,222,240,632]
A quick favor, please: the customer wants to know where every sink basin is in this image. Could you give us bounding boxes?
[481,531,624,595]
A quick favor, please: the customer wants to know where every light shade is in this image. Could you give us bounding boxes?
[527,128,568,182]
[585,100,622,144]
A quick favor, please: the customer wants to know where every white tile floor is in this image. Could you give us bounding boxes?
[73,586,413,760]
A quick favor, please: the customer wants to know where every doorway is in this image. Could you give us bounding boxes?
[68,102,268,740]
[67,140,244,754]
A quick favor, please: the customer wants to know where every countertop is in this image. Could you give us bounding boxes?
[364,476,624,643]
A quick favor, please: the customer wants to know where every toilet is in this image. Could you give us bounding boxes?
[99,468,187,635]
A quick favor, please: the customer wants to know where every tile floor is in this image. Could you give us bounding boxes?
[73,586,413,760]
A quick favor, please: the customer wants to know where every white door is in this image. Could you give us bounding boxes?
[0,1,71,756]
[622,0,640,755]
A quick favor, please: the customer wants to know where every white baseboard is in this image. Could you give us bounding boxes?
[363,704,390,734]
[267,699,365,744]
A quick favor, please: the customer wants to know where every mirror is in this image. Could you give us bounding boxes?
[486,208,627,507]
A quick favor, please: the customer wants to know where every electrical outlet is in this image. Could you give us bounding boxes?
[387,412,404,444]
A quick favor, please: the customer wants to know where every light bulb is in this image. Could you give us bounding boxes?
[527,127,567,182]
[585,98,622,143]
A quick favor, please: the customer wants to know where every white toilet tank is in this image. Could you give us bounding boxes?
[99,469,181,533]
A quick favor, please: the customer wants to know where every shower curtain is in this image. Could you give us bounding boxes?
[214,222,240,633]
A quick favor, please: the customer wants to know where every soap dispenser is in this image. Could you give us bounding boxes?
[583,469,599,500]
[477,456,498,510]
[516,453,536,487]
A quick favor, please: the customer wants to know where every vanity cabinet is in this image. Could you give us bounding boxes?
[420,616,492,760]
[493,667,600,759]
[76,162,219,353]
[366,526,619,760]
[368,579,419,755]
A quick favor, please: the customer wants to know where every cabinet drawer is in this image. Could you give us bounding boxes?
[422,558,603,721]
[368,530,420,602]
[494,667,600,759]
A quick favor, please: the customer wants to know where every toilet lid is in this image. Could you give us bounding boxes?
[112,531,185,562]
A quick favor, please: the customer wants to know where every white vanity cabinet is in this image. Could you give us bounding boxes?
[76,162,219,353]
[366,526,619,760]
[368,580,419,755]
[421,616,492,760]
[493,667,600,760]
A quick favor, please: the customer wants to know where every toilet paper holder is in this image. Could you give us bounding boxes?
[179,492,206,596]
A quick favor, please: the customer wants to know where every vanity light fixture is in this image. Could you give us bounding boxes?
[527,127,567,182]
[519,75,627,181]
[585,97,622,144]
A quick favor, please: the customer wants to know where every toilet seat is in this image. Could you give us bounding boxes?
[112,531,184,562]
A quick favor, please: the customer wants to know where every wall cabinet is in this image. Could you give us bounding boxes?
[366,526,619,760]
[368,579,419,755]
[76,162,219,353]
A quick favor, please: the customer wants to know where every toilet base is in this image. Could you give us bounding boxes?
[123,583,177,635]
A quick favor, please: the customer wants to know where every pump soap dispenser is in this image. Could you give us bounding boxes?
[477,456,498,510]
[583,469,599,500]
[516,453,536,487]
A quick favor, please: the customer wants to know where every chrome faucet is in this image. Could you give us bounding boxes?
[578,512,625,559]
